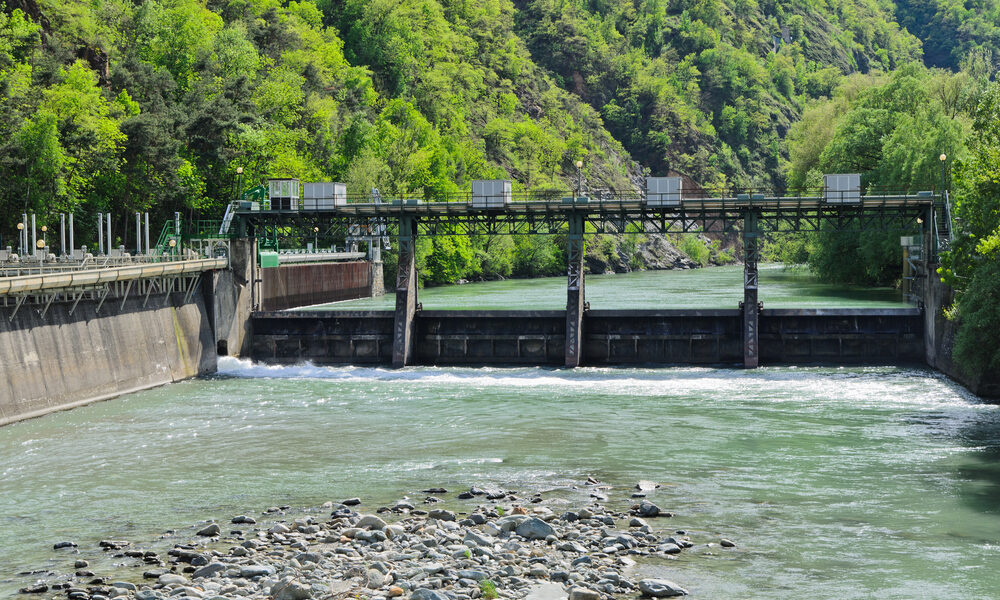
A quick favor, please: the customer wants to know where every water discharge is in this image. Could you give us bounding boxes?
[2,267,998,599]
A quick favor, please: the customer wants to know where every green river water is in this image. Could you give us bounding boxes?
[2,266,999,599]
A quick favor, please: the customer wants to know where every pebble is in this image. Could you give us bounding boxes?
[34,478,731,600]
[53,541,77,549]
[720,538,736,547]
[343,498,362,506]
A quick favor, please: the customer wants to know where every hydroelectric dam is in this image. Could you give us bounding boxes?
[1,176,995,426]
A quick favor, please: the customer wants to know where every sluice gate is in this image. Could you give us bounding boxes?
[249,308,924,367]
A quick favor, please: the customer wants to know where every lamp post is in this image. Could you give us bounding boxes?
[236,166,244,199]
[41,225,47,248]
[168,238,177,259]
[939,153,947,192]
[16,222,24,255]
[575,160,583,199]
[314,226,319,251]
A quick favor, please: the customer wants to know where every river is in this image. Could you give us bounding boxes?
[2,267,998,599]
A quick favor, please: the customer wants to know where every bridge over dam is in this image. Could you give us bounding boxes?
[233,178,953,373]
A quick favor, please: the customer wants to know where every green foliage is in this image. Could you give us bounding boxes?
[680,234,710,267]
[480,580,499,600]
[784,64,974,285]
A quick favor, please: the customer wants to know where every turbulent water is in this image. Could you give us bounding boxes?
[2,268,999,599]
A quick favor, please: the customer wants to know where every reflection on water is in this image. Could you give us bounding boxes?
[305,264,906,311]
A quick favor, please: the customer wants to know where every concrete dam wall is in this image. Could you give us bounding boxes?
[0,292,216,426]
[248,308,925,367]
[260,261,384,311]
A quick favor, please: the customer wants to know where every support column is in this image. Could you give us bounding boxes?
[565,213,586,367]
[743,210,760,368]
[392,215,418,368]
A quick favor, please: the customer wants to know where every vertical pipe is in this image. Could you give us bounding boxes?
[60,213,66,257]
[69,213,74,256]
[144,213,150,256]
[30,214,36,257]
[392,215,419,368]
[136,212,141,254]
[21,212,27,256]
[175,212,181,256]
[107,213,112,253]
[98,212,104,255]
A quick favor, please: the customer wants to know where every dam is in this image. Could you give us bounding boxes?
[1,177,996,427]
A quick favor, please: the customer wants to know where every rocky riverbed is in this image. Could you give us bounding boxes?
[16,480,737,600]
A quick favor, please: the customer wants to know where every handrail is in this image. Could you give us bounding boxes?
[0,258,227,296]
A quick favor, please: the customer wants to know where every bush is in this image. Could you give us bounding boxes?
[953,259,1000,379]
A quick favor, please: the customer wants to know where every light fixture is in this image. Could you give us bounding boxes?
[236,167,243,174]
[168,239,177,247]
[916,217,923,224]
[41,225,47,232]
[16,222,23,230]
[575,160,583,169]
[939,153,947,162]
[36,239,44,249]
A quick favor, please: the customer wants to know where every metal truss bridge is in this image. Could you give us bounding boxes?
[230,187,951,372]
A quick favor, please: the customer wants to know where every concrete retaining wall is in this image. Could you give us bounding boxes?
[260,261,379,311]
[0,294,216,426]
[249,308,925,367]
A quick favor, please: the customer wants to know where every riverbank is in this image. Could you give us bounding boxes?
[16,480,716,600]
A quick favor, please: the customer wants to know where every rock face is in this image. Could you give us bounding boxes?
[585,233,700,274]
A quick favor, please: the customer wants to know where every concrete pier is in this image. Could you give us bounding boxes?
[393,215,419,367]
[565,213,586,367]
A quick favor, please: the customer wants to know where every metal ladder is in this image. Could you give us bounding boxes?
[219,200,240,235]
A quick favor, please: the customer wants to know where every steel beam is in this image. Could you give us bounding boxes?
[392,215,419,368]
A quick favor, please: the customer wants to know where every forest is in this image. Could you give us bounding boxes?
[0,0,998,375]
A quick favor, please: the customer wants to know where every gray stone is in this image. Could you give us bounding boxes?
[638,579,687,597]
[231,515,256,525]
[158,573,189,586]
[515,518,555,540]
[720,538,736,548]
[629,518,648,528]
[410,589,449,600]
[456,570,488,582]
[111,583,137,591]
[427,509,456,522]
[524,583,567,600]
[636,501,661,518]
[135,591,159,600]
[463,530,495,547]
[568,587,601,600]
[357,515,388,530]
[296,552,321,564]
[74,559,89,568]
[240,565,276,578]
[196,523,221,537]
[269,523,291,534]
[343,498,362,506]
[193,563,228,579]
[53,541,78,549]
[367,569,387,589]
[273,579,313,600]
